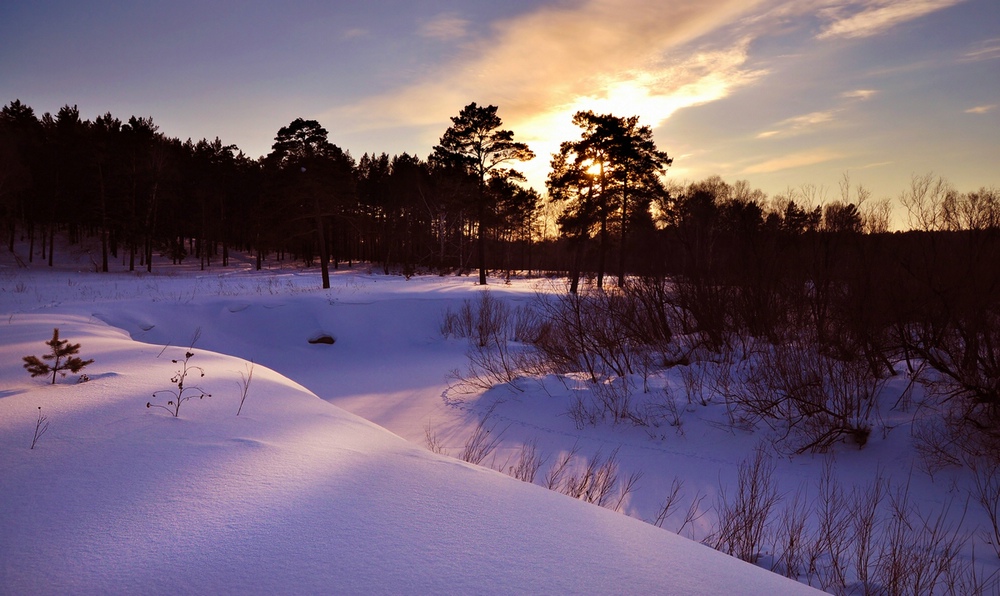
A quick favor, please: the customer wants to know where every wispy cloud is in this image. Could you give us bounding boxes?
[841,89,877,100]
[756,110,839,139]
[418,13,470,41]
[962,38,1000,61]
[743,149,843,174]
[816,0,966,40]
[341,28,368,40]
[965,104,997,114]
[859,160,893,169]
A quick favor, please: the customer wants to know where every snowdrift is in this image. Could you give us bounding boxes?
[0,310,816,594]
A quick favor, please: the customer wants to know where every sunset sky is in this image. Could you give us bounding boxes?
[2,0,997,211]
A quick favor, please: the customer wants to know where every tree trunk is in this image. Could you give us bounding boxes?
[314,198,330,289]
[101,229,109,272]
[617,182,630,287]
[569,239,582,294]
[477,193,487,285]
[597,213,607,290]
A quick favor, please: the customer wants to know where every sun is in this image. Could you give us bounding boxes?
[585,160,602,177]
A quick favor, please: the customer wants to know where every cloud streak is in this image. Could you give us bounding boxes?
[816,0,967,40]
[418,13,470,41]
[757,110,839,139]
[962,38,1000,61]
[743,149,843,174]
[840,89,878,100]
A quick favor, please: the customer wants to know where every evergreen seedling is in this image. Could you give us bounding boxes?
[23,328,94,385]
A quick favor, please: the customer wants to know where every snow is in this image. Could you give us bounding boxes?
[0,243,977,594]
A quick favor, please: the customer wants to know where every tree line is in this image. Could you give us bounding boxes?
[1,99,996,291]
[0,99,545,284]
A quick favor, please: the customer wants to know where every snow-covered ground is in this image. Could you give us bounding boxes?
[0,242,994,594]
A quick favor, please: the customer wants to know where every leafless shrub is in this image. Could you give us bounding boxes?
[525,285,692,427]
[652,477,685,528]
[440,290,511,348]
[30,406,49,450]
[678,489,709,539]
[424,423,446,455]
[809,458,851,592]
[649,385,685,434]
[449,334,538,393]
[900,172,954,232]
[511,303,547,344]
[614,469,644,513]
[532,293,597,382]
[704,344,746,411]
[590,375,639,425]
[567,389,602,429]
[965,454,1000,559]
[892,192,1000,473]
[712,445,781,564]
[862,197,894,234]
[911,325,1000,459]
[875,480,967,595]
[737,339,886,453]
[559,448,620,507]
[146,350,211,418]
[849,471,888,592]
[459,410,508,466]
[679,361,708,406]
[235,360,254,416]
[567,372,662,429]
[445,291,547,393]
[944,547,1000,595]
[636,349,658,394]
[545,445,640,512]
[532,289,637,383]
[501,439,546,484]
[912,406,965,476]
[545,444,581,491]
[618,276,684,362]
[771,485,811,580]
[910,503,966,595]
[722,462,998,593]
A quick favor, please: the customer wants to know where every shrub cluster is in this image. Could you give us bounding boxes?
[446,180,1000,459]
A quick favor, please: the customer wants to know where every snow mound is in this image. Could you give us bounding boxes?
[0,313,817,594]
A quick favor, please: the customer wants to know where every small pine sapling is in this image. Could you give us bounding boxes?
[30,406,49,449]
[147,351,211,417]
[23,328,94,384]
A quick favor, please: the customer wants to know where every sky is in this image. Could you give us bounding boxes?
[2,0,998,214]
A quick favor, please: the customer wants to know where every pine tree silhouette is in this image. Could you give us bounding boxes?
[23,328,94,384]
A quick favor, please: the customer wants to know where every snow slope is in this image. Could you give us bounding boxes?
[0,257,819,593]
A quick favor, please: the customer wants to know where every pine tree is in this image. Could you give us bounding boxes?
[22,328,94,384]
[431,103,534,285]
